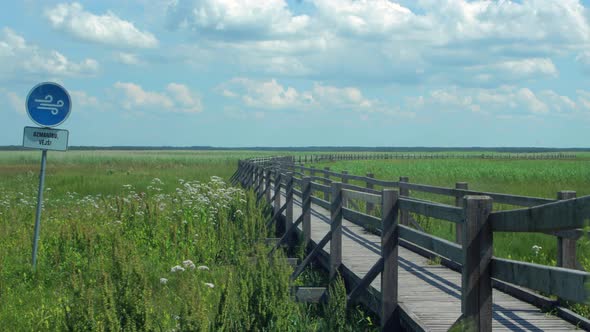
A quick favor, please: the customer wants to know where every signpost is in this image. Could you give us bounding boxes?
[24,82,72,270]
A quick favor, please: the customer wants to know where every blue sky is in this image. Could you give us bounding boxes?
[2,0,590,147]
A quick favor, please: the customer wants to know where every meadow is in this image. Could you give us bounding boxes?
[0,150,376,331]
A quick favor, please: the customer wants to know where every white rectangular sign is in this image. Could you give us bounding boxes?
[23,126,69,151]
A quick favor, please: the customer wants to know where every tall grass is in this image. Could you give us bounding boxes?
[0,151,378,331]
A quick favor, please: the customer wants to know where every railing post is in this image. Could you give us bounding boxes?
[330,182,343,280]
[264,169,271,202]
[399,176,409,226]
[455,182,468,244]
[462,196,493,332]
[274,172,281,214]
[366,173,375,215]
[285,173,294,240]
[381,189,400,330]
[342,170,349,208]
[324,167,331,201]
[302,177,312,247]
[310,165,316,178]
[557,190,577,269]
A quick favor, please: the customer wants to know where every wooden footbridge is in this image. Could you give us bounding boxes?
[231,156,590,331]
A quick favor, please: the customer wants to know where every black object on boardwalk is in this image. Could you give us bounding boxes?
[232,156,590,331]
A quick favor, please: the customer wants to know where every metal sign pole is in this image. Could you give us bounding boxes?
[32,149,47,271]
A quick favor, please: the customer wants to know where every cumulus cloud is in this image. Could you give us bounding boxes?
[115,52,144,66]
[0,28,99,78]
[219,77,383,114]
[407,85,581,116]
[166,0,310,40]
[167,0,590,86]
[114,82,203,113]
[45,3,158,48]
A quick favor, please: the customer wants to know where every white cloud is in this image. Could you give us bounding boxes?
[114,82,203,113]
[70,90,99,108]
[0,28,99,78]
[115,52,144,66]
[45,3,158,48]
[169,0,590,86]
[407,85,578,116]
[166,0,309,39]
[0,88,26,115]
[219,78,385,114]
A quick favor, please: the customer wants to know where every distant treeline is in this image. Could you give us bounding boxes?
[1,145,589,152]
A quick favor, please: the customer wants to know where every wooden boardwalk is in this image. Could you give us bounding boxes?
[284,192,577,331]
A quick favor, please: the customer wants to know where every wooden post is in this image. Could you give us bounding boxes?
[381,189,400,330]
[366,173,375,215]
[462,196,493,332]
[285,173,293,239]
[324,167,330,201]
[455,182,468,245]
[330,182,343,280]
[342,170,349,208]
[557,191,577,269]
[265,169,271,202]
[274,172,281,215]
[302,177,312,247]
[310,166,316,178]
[399,177,409,226]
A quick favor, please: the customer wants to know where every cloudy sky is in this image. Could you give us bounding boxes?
[2,0,590,147]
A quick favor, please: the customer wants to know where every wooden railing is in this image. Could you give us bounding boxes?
[294,152,577,163]
[231,158,590,331]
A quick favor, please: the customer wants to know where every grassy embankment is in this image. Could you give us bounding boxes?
[0,151,376,331]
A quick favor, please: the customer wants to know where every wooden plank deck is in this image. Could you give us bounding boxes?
[280,191,578,331]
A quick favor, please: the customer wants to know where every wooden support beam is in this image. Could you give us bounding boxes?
[347,257,383,304]
[455,182,468,245]
[557,191,578,270]
[381,189,400,331]
[291,230,332,281]
[324,167,331,202]
[293,287,327,303]
[366,173,375,215]
[330,182,343,280]
[302,177,312,247]
[461,196,493,332]
[399,177,409,226]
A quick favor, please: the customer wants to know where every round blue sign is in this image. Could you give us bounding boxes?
[26,82,71,127]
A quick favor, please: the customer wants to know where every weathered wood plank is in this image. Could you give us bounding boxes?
[341,182,381,195]
[381,189,400,330]
[330,182,343,280]
[399,197,464,223]
[293,287,327,303]
[491,258,590,304]
[310,196,330,210]
[398,225,463,264]
[342,208,381,231]
[342,188,382,205]
[490,195,590,232]
[462,196,493,332]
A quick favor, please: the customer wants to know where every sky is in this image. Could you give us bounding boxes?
[2,0,590,147]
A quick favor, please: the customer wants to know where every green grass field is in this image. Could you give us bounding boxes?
[2,150,590,328]
[0,150,376,331]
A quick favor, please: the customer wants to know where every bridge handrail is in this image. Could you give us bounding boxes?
[236,158,590,331]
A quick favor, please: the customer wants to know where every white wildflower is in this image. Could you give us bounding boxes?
[197,265,209,271]
[170,265,185,273]
[532,245,542,256]
[182,260,196,270]
[160,278,168,284]
[204,282,215,288]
